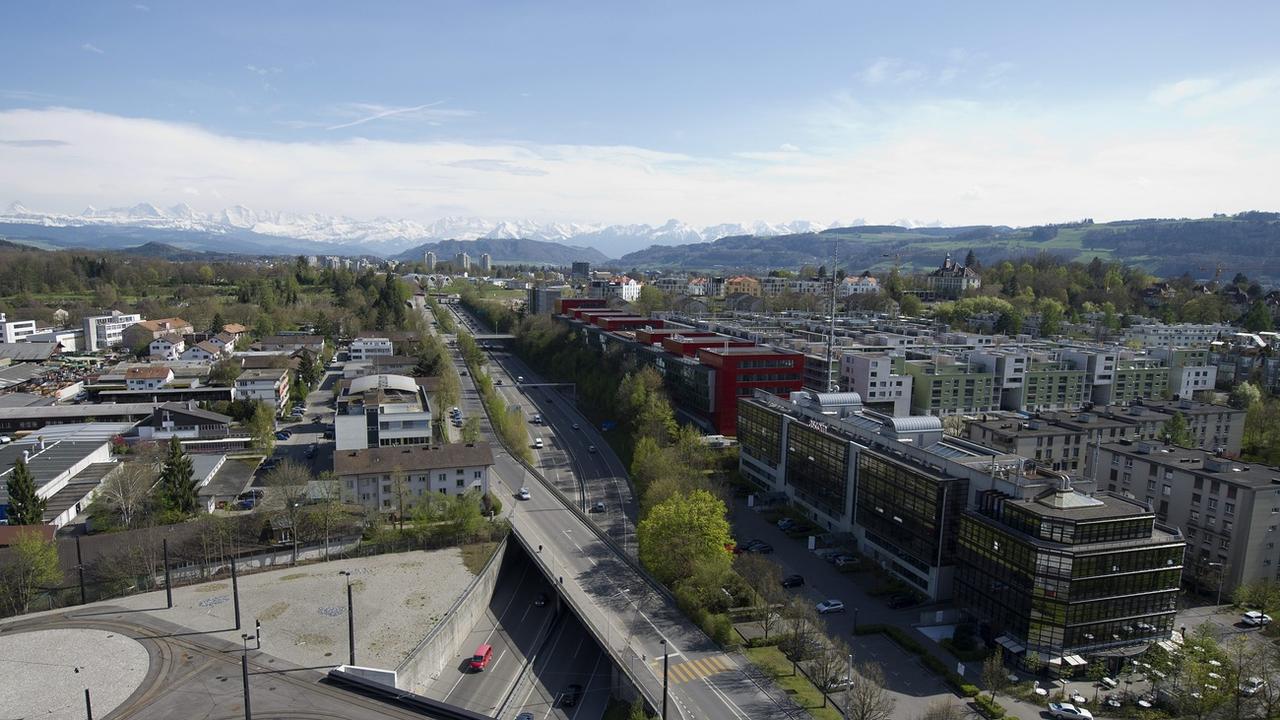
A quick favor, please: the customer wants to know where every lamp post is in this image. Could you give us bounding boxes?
[339,571,355,666]
[661,638,669,720]
[1208,562,1228,606]
[240,633,254,720]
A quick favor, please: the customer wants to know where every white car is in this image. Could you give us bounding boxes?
[1241,677,1267,696]
[1048,703,1093,720]
[816,599,845,614]
[1242,610,1273,626]
[533,437,544,449]
[517,487,531,501]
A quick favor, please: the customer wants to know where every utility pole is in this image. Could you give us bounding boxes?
[340,571,355,665]
[75,535,86,606]
[661,639,669,720]
[240,633,254,720]
[162,538,173,608]
[231,556,241,631]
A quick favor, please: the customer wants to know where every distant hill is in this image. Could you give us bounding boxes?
[394,237,608,266]
[0,221,374,257]
[616,213,1280,282]
[117,241,212,262]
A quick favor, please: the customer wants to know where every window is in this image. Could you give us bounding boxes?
[1192,493,1201,505]
[456,478,464,488]
[1147,480,1156,491]
[1163,484,1172,496]
[1208,499,1219,512]
[1225,502,1235,516]
[1191,511,1200,521]
[474,470,482,478]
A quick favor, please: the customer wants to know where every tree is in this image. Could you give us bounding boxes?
[963,249,978,270]
[5,458,47,525]
[157,437,197,515]
[390,468,413,530]
[444,492,485,542]
[1161,411,1194,447]
[637,489,732,587]
[0,528,60,615]
[1229,382,1262,411]
[300,472,349,561]
[461,417,481,443]
[734,553,784,638]
[782,597,821,672]
[981,648,1008,702]
[810,636,852,707]
[843,662,896,720]
[94,461,156,529]
[208,358,242,386]
[210,311,226,335]
[898,294,923,317]
[1242,300,1274,332]
[248,402,276,453]
[264,460,313,565]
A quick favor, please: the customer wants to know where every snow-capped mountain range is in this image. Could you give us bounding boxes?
[0,201,865,257]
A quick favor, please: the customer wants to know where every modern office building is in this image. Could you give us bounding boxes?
[0,313,39,344]
[570,261,591,279]
[334,374,434,451]
[956,482,1184,668]
[82,311,143,351]
[479,253,492,273]
[1096,440,1280,595]
[839,352,912,416]
[349,336,395,361]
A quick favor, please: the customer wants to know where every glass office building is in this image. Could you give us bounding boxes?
[956,485,1184,667]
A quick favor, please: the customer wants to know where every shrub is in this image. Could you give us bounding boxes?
[960,683,981,698]
[973,695,1005,719]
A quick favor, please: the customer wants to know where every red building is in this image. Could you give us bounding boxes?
[695,346,805,435]
[555,297,607,315]
[661,334,755,357]
[595,316,665,332]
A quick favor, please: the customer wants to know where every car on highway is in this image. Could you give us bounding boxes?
[560,684,583,708]
[816,599,846,614]
[517,487,531,500]
[572,423,580,430]
[468,643,493,671]
[533,592,548,607]
[780,574,805,588]
[1242,610,1273,626]
[1047,702,1093,720]
[591,501,606,513]
[533,437,544,449]
[515,713,534,720]
[588,444,596,453]
[517,376,524,383]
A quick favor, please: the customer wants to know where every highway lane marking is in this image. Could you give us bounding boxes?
[700,673,752,720]
[443,560,533,702]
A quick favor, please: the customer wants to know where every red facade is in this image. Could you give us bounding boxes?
[696,346,805,435]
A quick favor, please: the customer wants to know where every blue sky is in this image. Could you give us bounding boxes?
[2,1,1278,232]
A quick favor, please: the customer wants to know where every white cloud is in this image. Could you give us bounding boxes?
[1149,77,1219,105]
[81,43,104,54]
[245,65,282,76]
[860,57,924,85]
[324,102,474,130]
[0,104,1276,238]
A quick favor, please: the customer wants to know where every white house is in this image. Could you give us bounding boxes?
[234,368,290,410]
[124,365,174,391]
[349,336,395,361]
[334,442,495,514]
[149,334,186,361]
[181,340,223,363]
[839,273,880,296]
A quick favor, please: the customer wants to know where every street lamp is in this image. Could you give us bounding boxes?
[1207,562,1228,606]
[660,638,669,720]
[339,571,355,666]
[240,632,255,720]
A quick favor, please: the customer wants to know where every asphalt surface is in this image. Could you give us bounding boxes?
[437,299,800,720]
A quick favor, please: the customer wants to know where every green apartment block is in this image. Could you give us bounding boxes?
[1111,361,1170,404]
[904,360,997,416]
[1022,361,1089,412]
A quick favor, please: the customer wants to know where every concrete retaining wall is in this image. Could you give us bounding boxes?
[395,537,509,692]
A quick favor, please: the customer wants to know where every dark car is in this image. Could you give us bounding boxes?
[560,684,584,707]
[748,542,774,554]
[533,592,548,607]
[781,574,805,588]
[887,593,918,609]
[591,501,606,513]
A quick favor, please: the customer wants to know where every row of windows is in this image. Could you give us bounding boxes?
[785,423,849,518]
[857,453,964,567]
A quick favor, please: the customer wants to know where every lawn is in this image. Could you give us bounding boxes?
[744,645,844,720]
[459,541,499,575]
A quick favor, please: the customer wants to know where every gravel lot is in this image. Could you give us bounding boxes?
[0,628,149,720]
[113,547,474,670]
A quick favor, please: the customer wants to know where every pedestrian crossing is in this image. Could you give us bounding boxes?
[653,654,732,684]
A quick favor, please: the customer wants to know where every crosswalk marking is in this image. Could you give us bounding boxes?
[651,654,732,684]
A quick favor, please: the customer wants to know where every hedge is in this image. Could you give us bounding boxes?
[973,695,1005,719]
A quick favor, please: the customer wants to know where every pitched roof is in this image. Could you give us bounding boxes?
[156,401,232,424]
[126,365,172,380]
[334,442,495,476]
[222,323,249,334]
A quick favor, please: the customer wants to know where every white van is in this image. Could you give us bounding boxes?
[533,437,544,449]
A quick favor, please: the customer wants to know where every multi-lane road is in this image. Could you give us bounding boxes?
[436,298,802,720]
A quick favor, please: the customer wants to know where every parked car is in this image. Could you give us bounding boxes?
[1241,677,1267,696]
[748,542,773,554]
[515,714,533,720]
[274,431,291,441]
[816,599,846,614]
[1242,610,1273,626]
[560,683,583,707]
[532,414,542,424]
[780,574,805,588]
[517,487,531,500]
[777,517,797,531]
[887,593,918,609]
[833,554,859,568]
[495,379,503,385]
[1048,702,1093,720]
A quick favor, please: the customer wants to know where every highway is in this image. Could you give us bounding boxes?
[436,298,802,720]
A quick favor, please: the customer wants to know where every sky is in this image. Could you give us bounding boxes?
[2,1,1279,235]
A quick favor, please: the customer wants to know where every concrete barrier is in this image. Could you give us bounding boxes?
[395,537,509,692]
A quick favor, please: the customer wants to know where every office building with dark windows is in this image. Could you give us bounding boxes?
[956,482,1184,670]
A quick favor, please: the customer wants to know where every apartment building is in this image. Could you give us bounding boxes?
[233,368,290,410]
[839,352,912,415]
[0,313,38,344]
[82,311,143,351]
[335,442,494,514]
[454,252,471,272]
[903,359,998,416]
[1151,347,1218,399]
[479,253,492,273]
[334,374,434,451]
[838,273,880,296]
[1097,441,1280,595]
[527,284,570,314]
[1123,322,1232,348]
[349,336,395,361]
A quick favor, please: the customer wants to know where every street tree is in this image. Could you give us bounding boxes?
[0,528,61,615]
[264,460,313,564]
[301,472,349,560]
[5,458,47,525]
[636,489,732,588]
[809,636,852,707]
[158,437,197,516]
[461,417,481,443]
[95,461,157,529]
[248,402,276,453]
[734,552,783,619]
[982,648,1008,702]
[843,661,896,720]
[782,597,821,673]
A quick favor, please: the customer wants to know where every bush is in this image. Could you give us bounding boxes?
[973,695,1005,719]
[745,635,782,648]
[960,683,981,698]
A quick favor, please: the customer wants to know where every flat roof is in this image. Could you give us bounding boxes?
[237,368,288,381]
[1101,441,1280,488]
[334,442,495,475]
[1012,487,1151,522]
[0,402,159,420]
[0,440,107,500]
[699,345,798,356]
